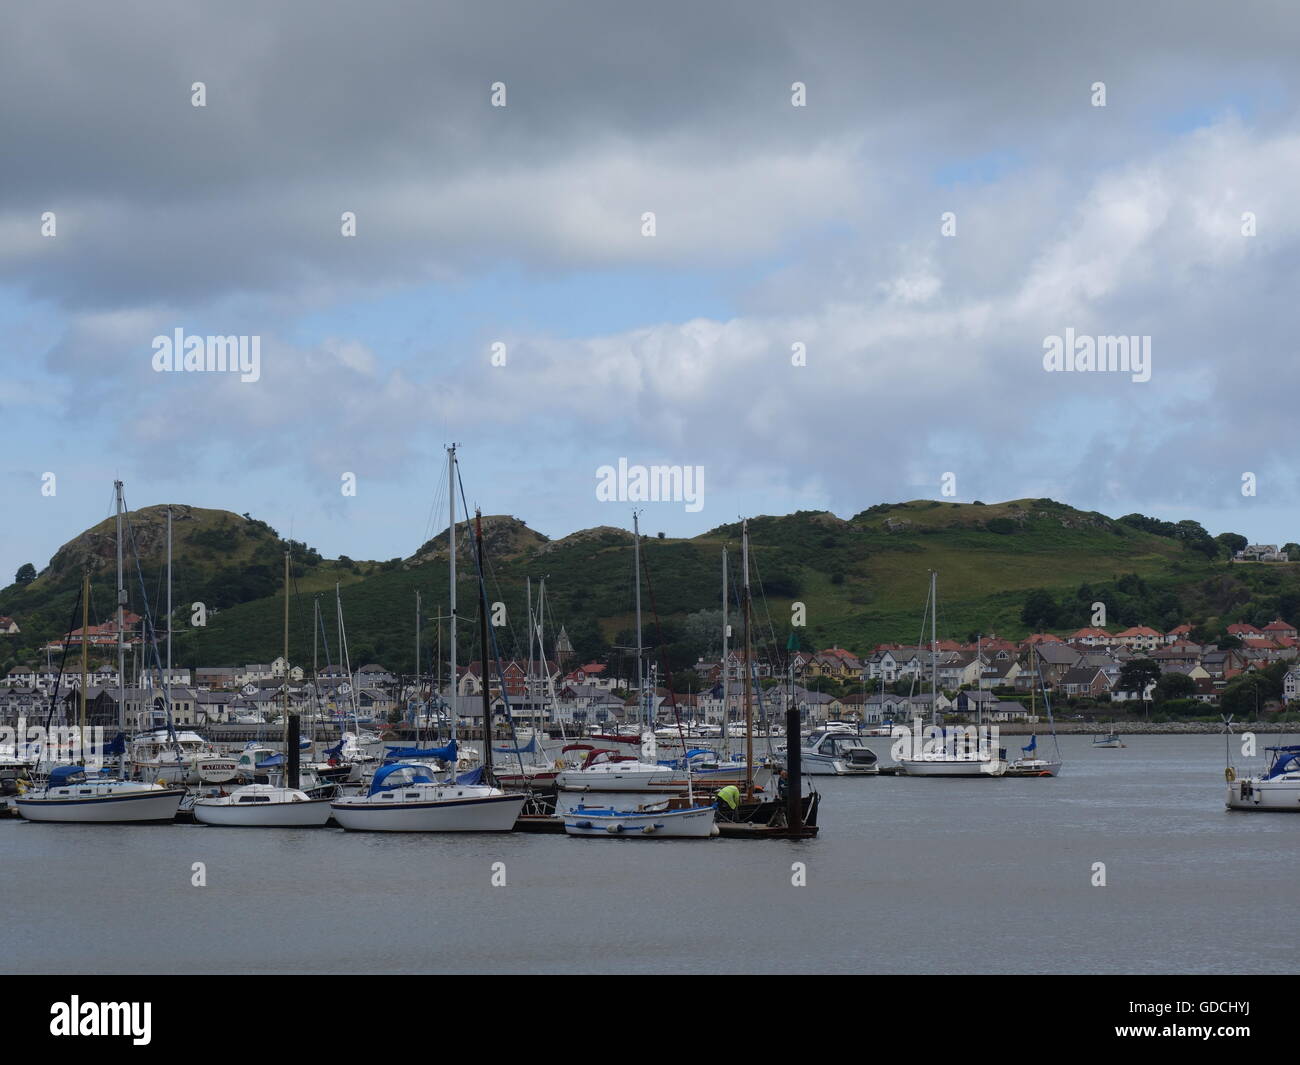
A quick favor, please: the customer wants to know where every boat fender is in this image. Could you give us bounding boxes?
[554,759,565,769]
[1224,766,1236,783]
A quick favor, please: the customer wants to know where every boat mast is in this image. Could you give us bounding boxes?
[742,520,753,797]
[166,506,172,681]
[414,589,421,734]
[79,567,90,764]
[721,545,729,758]
[930,570,938,728]
[282,551,290,763]
[475,509,492,778]
[114,481,126,754]
[633,511,643,731]
[448,444,457,748]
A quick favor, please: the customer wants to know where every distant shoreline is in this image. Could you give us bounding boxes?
[967,721,1295,735]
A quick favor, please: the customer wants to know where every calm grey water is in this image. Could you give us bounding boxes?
[4,735,1295,974]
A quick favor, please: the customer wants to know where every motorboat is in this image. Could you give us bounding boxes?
[554,747,675,791]
[14,765,184,823]
[782,731,879,776]
[563,797,717,838]
[1226,746,1300,811]
[130,727,239,784]
[193,783,334,827]
[329,763,526,832]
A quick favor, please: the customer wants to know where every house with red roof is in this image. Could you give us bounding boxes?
[1261,618,1297,640]
[1070,627,1114,647]
[1114,625,1162,651]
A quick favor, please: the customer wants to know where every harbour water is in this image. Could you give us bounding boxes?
[5,734,1294,974]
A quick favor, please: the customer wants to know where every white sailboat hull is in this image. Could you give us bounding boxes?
[554,768,674,791]
[330,791,525,831]
[193,786,334,826]
[899,758,1007,777]
[1227,777,1300,811]
[16,787,185,823]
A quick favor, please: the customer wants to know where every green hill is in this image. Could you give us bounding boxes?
[3,498,1298,683]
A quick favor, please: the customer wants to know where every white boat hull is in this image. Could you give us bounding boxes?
[554,768,674,791]
[16,787,185,823]
[330,792,526,831]
[564,804,716,838]
[899,758,1007,777]
[193,787,334,826]
[1004,759,1062,777]
[1227,778,1300,811]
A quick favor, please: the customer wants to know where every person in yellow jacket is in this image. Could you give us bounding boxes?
[715,784,741,820]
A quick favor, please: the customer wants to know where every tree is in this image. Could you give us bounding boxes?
[14,563,36,585]
[1153,672,1195,704]
[1020,589,1058,629]
[1216,532,1248,557]
[1118,659,1161,696]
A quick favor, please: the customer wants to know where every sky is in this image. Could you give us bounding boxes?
[4,0,1300,582]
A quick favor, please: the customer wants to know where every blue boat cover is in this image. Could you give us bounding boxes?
[49,765,88,786]
[368,763,436,795]
[493,736,537,755]
[456,766,485,785]
[384,740,457,761]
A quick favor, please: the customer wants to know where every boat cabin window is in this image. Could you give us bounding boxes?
[79,789,93,795]
[405,792,421,799]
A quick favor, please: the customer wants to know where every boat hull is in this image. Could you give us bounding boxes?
[564,804,716,838]
[898,758,1007,777]
[1227,778,1300,811]
[193,798,334,827]
[15,788,185,823]
[330,792,526,831]
[1004,759,1062,778]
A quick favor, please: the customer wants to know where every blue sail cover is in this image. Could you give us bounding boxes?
[101,732,126,757]
[384,739,457,762]
[1021,735,1037,753]
[368,763,436,795]
[493,736,537,755]
[257,753,284,767]
[1265,745,1300,779]
[456,766,485,785]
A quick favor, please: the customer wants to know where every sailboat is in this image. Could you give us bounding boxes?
[194,551,333,827]
[1003,645,1063,777]
[17,484,186,824]
[897,571,1006,777]
[330,455,525,832]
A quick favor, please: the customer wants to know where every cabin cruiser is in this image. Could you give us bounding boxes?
[329,763,526,832]
[130,727,238,784]
[780,730,879,776]
[14,765,184,823]
[554,747,676,791]
[1226,746,1300,811]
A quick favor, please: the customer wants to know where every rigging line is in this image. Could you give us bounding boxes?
[120,496,183,761]
[37,579,87,769]
[454,464,527,779]
[638,536,693,771]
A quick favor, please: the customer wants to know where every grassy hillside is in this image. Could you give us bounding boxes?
[4,497,1299,682]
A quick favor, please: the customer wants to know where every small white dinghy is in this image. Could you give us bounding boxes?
[563,797,718,838]
[193,784,334,827]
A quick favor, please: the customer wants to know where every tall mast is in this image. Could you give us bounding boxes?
[282,551,290,755]
[415,590,421,730]
[930,571,939,727]
[721,546,729,756]
[526,577,534,721]
[448,444,457,747]
[975,632,982,727]
[742,520,753,796]
[166,506,172,678]
[474,509,492,778]
[114,481,126,743]
[634,511,643,729]
[79,567,90,763]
